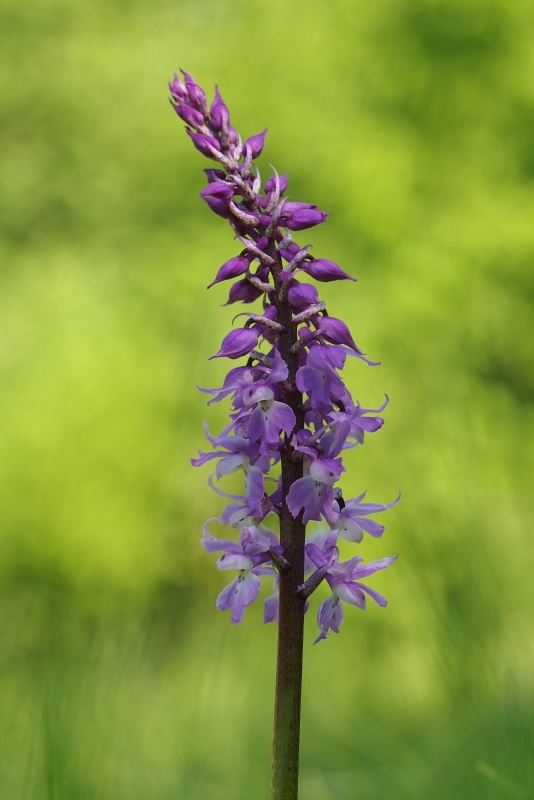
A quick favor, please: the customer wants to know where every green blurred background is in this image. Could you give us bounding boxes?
[1,0,533,797]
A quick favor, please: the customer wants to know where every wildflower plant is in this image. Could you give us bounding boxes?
[170,69,398,800]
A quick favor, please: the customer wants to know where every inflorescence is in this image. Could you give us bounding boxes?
[171,69,398,643]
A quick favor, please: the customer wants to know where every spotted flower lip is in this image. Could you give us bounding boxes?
[172,70,398,640]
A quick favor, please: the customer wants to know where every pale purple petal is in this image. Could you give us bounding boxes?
[359,583,389,607]
[336,582,367,609]
[351,554,398,580]
[202,537,242,555]
[215,453,245,478]
[287,475,330,523]
[314,595,344,643]
[216,571,262,624]
[217,553,252,571]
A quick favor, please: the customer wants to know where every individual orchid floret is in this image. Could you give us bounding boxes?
[306,543,398,642]
[286,455,345,524]
[324,394,389,450]
[179,69,208,113]
[244,385,296,455]
[296,345,347,414]
[202,524,282,624]
[324,490,401,543]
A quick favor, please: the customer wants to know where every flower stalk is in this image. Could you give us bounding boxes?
[169,69,398,800]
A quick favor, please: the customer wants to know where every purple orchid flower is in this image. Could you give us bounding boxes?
[296,344,347,415]
[170,71,398,649]
[202,524,281,624]
[286,455,345,524]
[306,542,398,642]
[324,490,401,543]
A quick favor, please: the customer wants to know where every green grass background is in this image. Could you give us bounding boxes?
[1,0,533,797]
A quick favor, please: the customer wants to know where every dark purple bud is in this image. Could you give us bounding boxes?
[228,125,239,145]
[288,283,319,310]
[304,259,356,282]
[171,101,205,129]
[265,173,288,194]
[204,168,226,183]
[210,327,259,359]
[186,130,221,158]
[169,74,187,103]
[202,197,231,218]
[200,181,235,200]
[255,236,269,252]
[224,279,263,305]
[319,317,360,352]
[208,256,251,288]
[210,86,230,131]
[279,247,298,263]
[244,129,268,159]
[281,203,330,231]
[180,69,207,112]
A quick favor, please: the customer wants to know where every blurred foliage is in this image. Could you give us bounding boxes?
[1,0,533,797]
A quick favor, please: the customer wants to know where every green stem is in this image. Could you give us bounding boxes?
[269,243,307,800]
[270,468,306,800]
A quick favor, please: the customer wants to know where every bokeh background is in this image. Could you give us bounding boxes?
[1,0,533,797]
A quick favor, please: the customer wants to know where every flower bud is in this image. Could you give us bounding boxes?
[168,74,187,103]
[319,317,360,352]
[265,173,288,195]
[210,86,230,131]
[281,203,330,231]
[187,130,221,158]
[208,256,251,288]
[288,283,320,310]
[244,129,268,159]
[210,327,260,359]
[224,279,263,305]
[180,69,208,112]
[172,101,205,129]
[200,181,235,200]
[304,259,356,282]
